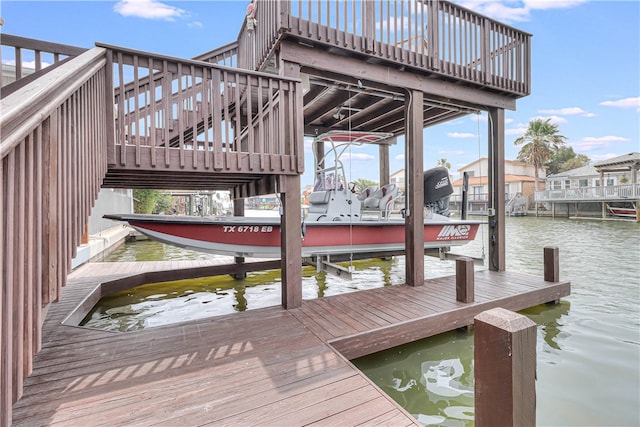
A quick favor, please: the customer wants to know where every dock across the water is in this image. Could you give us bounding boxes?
[12,258,569,425]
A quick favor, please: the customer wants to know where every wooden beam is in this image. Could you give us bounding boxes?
[279,41,517,111]
[405,89,424,287]
[488,107,505,271]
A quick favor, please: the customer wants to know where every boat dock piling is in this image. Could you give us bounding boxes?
[475,308,537,427]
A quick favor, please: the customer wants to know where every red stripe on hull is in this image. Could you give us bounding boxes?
[130,221,480,248]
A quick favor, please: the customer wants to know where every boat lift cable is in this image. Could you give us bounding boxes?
[477,113,486,261]
[347,87,354,273]
[487,112,499,271]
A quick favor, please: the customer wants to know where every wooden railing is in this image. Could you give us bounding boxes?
[0,37,302,424]
[241,0,530,96]
[0,47,109,425]
[193,41,239,68]
[0,34,88,97]
[535,184,640,202]
[103,43,303,176]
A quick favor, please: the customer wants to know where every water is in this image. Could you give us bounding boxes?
[89,216,639,426]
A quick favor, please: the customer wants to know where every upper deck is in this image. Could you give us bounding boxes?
[233,0,531,136]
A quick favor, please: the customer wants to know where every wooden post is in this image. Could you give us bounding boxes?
[231,198,247,279]
[455,257,474,303]
[475,308,537,427]
[487,107,505,271]
[404,89,424,287]
[379,142,390,187]
[280,174,302,309]
[543,246,559,282]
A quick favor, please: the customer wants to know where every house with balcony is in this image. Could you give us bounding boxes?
[450,158,541,214]
[536,152,640,218]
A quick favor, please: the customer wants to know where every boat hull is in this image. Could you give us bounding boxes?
[606,204,637,219]
[107,214,482,258]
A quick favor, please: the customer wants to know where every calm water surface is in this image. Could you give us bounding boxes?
[87,216,639,426]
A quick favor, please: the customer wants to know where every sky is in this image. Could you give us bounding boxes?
[2,0,639,188]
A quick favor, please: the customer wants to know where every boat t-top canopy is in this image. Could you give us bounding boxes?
[314,130,395,146]
[311,131,395,193]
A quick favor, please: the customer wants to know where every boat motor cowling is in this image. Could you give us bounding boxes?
[423,167,454,216]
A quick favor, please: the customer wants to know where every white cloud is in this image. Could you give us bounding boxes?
[447,132,475,138]
[395,154,405,161]
[583,136,630,143]
[538,107,590,116]
[525,0,588,11]
[341,152,376,161]
[1,59,52,68]
[590,153,621,162]
[457,0,587,22]
[570,136,630,151]
[114,0,187,21]
[504,125,528,136]
[457,1,530,22]
[600,97,640,110]
[532,115,567,124]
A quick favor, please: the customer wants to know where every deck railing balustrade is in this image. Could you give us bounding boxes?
[1,46,109,424]
[104,43,303,177]
[238,0,530,96]
[535,184,640,202]
[0,34,88,96]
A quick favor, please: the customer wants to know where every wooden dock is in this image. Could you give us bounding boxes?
[12,260,569,426]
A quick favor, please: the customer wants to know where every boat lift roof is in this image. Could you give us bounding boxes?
[314,130,395,146]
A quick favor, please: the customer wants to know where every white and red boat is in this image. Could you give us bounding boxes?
[105,131,482,258]
[606,203,637,219]
[103,212,481,258]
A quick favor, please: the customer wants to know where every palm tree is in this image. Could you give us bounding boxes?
[514,118,567,191]
[436,158,451,169]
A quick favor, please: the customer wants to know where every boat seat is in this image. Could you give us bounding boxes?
[308,190,331,213]
[356,186,378,202]
[362,184,399,218]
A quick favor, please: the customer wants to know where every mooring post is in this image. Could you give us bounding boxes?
[474,308,537,427]
[543,246,559,282]
[455,257,474,303]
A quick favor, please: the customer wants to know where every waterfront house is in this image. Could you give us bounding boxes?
[450,158,541,213]
[536,152,640,217]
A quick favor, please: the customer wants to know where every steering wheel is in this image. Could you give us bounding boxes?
[347,182,357,193]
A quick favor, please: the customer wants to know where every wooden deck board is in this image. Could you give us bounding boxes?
[12,260,569,426]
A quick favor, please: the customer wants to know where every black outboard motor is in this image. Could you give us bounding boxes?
[424,167,454,216]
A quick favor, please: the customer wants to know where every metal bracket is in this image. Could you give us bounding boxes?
[311,254,353,280]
